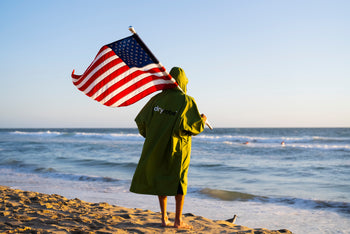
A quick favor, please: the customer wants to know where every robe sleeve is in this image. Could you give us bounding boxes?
[135,96,156,138]
[181,96,205,136]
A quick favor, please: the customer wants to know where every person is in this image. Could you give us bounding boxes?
[130,67,207,229]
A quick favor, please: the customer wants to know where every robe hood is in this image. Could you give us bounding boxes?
[169,67,188,94]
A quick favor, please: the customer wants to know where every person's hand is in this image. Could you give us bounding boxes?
[201,114,207,123]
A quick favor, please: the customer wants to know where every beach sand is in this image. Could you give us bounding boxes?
[0,185,292,233]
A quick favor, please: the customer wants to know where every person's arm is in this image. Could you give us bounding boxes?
[135,96,157,138]
[181,97,206,136]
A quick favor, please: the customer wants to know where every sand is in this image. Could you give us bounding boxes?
[0,185,292,233]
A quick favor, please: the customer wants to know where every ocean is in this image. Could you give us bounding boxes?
[0,128,349,233]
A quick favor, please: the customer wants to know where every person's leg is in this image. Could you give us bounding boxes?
[158,195,170,227]
[174,194,192,229]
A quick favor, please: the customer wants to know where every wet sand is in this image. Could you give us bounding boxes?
[0,185,292,233]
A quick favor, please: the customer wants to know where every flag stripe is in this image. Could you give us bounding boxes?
[119,83,176,107]
[81,58,125,95]
[108,79,176,107]
[92,63,168,102]
[86,63,129,98]
[101,72,175,106]
[72,47,112,83]
[74,50,118,89]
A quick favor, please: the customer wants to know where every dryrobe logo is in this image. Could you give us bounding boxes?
[154,105,177,116]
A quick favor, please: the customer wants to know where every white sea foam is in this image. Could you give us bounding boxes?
[287,143,350,151]
[219,139,350,151]
[12,130,63,136]
[10,130,143,141]
[74,132,142,140]
[196,134,314,144]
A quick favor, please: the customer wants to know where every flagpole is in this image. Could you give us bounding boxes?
[128,26,159,63]
[205,120,213,130]
[128,26,136,34]
[128,26,213,130]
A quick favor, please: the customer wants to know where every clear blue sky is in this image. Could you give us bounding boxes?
[0,0,349,128]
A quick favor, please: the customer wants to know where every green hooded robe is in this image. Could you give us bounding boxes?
[129,67,205,196]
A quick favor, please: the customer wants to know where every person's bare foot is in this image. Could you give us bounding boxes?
[161,216,172,227]
[174,221,193,229]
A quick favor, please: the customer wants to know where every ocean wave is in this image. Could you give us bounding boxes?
[71,158,138,169]
[74,175,120,183]
[0,159,54,173]
[74,132,142,141]
[192,163,251,172]
[196,133,350,144]
[198,188,350,215]
[35,170,121,184]
[313,136,350,142]
[0,162,121,184]
[11,130,63,137]
[0,156,138,176]
[0,159,48,171]
[192,163,226,168]
[196,134,316,145]
[200,188,264,201]
[34,167,57,173]
[286,143,350,152]
[9,130,143,141]
[212,138,350,152]
[271,197,350,216]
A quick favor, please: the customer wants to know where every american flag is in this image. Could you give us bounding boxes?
[71,34,178,107]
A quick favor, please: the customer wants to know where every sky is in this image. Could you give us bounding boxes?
[0,0,349,128]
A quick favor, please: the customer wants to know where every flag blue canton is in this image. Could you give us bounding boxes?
[107,35,155,68]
